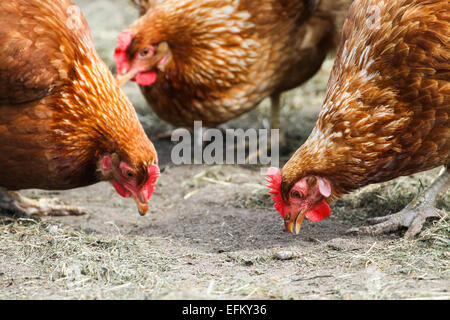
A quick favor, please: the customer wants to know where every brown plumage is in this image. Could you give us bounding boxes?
[115,0,352,129]
[268,0,449,237]
[0,0,159,216]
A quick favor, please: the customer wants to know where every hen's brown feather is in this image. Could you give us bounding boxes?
[125,0,353,127]
[0,0,157,191]
[0,0,91,104]
[282,0,450,200]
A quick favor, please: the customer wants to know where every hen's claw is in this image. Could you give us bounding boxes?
[0,190,87,217]
[346,204,445,239]
[346,167,449,239]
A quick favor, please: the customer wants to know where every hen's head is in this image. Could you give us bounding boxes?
[114,27,172,86]
[114,0,261,89]
[266,167,331,235]
[99,153,160,216]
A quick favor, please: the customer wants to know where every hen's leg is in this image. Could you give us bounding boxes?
[347,167,449,239]
[246,94,284,163]
[270,93,281,134]
[0,189,86,217]
[269,93,285,147]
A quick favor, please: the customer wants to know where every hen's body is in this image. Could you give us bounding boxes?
[278,0,449,237]
[0,0,158,215]
[121,0,352,127]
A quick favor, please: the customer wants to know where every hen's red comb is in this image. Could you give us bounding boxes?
[141,164,160,201]
[266,167,286,217]
[117,30,133,50]
[114,30,133,75]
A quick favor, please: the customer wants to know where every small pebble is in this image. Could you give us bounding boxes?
[243,260,254,266]
[46,225,59,234]
[275,251,294,260]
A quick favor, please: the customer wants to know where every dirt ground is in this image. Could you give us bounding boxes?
[0,0,448,300]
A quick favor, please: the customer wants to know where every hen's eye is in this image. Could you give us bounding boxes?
[139,47,152,58]
[291,190,304,199]
[126,171,135,178]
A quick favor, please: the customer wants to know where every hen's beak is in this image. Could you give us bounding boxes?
[116,69,139,86]
[284,211,305,235]
[132,193,149,216]
[115,42,171,87]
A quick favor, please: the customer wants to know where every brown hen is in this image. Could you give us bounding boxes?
[267,0,449,238]
[114,0,352,137]
[0,0,159,217]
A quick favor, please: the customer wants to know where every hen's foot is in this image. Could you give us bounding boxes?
[346,202,445,239]
[0,190,86,217]
[347,167,449,239]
